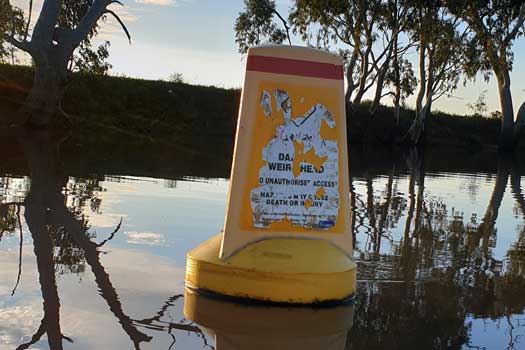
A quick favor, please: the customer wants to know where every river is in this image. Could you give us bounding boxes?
[0,130,523,349]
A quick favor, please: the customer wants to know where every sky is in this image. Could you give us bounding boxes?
[11,0,525,115]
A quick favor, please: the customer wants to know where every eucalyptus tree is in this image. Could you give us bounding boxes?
[385,56,417,126]
[290,0,412,112]
[3,0,131,127]
[368,0,415,117]
[449,0,525,151]
[0,0,24,62]
[235,0,416,119]
[58,0,117,75]
[404,2,469,145]
[234,0,292,54]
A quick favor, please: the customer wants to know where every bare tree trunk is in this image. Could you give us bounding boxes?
[512,100,525,145]
[415,43,426,116]
[496,70,516,152]
[21,63,67,127]
[369,48,393,116]
[405,42,431,146]
[10,0,122,127]
[353,50,370,105]
[424,54,434,120]
[345,50,359,108]
[393,33,401,127]
[353,27,374,105]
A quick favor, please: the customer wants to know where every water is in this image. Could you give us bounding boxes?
[0,132,524,350]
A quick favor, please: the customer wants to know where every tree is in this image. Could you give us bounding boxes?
[168,72,184,83]
[59,0,116,74]
[385,56,417,126]
[405,2,470,145]
[234,0,291,54]
[467,90,488,116]
[290,0,410,112]
[4,0,131,127]
[450,0,525,151]
[235,0,417,123]
[0,0,24,62]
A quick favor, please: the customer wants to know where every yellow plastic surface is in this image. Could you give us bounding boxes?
[220,45,353,260]
[185,233,357,304]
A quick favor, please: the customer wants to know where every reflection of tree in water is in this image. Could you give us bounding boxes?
[133,294,213,350]
[65,176,105,215]
[0,202,18,240]
[348,150,525,350]
[356,166,407,257]
[10,129,209,350]
[0,154,107,277]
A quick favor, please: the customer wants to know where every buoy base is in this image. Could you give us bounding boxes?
[185,234,357,305]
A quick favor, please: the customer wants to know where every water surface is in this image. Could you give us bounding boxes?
[0,133,524,349]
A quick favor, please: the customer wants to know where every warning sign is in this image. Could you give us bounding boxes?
[246,84,340,231]
[220,45,352,259]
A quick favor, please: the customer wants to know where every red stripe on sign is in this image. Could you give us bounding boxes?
[246,55,343,80]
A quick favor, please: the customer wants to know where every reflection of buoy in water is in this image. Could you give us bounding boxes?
[184,289,355,350]
[185,45,356,304]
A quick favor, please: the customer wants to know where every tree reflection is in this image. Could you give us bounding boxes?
[349,148,525,350]
[11,129,208,350]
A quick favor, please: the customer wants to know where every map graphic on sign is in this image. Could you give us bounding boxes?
[249,87,339,230]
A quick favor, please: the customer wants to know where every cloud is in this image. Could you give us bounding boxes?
[126,231,165,246]
[136,0,175,5]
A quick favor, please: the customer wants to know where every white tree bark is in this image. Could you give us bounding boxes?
[496,69,516,151]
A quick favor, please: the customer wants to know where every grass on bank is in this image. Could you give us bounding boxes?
[0,63,502,150]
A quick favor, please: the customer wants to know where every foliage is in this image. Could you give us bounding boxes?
[72,40,112,75]
[168,72,184,83]
[489,110,503,120]
[385,57,417,105]
[414,3,471,103]
[5,0,130,76]
[449,0,525,81]
[449,0,525,150]
[235,0,291,54]
[58,0,112,75]
[467,90,488,116]
[0,0,24,63]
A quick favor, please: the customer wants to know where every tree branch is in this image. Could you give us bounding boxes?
[104,9,131,44]
[16,317,46,350]
[4,35,31,52]
[256,0,291,45]
[23,0,34,41]
[31,0,62,44]
[504,3,525,45]
[96,217,122,247]
[10,204,23,297]
[70,0,112,48]
[270,8,291,45]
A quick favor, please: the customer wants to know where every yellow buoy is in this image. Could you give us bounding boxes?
[186,233,356,304]
[185,45,356,304]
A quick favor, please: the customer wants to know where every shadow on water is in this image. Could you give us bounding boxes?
[0,125,524,349]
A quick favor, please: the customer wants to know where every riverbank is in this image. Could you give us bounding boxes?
[0,63,502,150]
